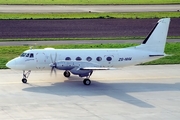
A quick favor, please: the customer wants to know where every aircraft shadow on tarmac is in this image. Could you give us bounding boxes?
[23,76,180,108]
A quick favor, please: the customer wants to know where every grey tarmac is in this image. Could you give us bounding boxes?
[0,4,180,13]
[0,65,180,119]
[0,5,180,13]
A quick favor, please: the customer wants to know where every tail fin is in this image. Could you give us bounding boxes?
[136,18,170,53]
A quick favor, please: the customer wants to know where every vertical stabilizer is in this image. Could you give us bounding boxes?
[136,18,170,53]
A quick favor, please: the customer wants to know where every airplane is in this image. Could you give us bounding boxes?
[6,18,170,85]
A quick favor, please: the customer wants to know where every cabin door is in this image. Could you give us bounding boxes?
[35,52,47,70]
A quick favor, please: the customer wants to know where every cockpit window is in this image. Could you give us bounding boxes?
[26,53,29,57]
[20,53,34,58]
[30,53,34,58]
[20,53,26,57]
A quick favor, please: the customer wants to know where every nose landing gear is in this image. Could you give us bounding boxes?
[22,78,27,83]
[22,70,31,83]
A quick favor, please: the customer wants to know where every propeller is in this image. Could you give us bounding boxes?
[49,53,57,76]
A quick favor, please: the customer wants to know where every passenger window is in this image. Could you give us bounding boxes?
[26,53,29,57]
[106,57,112,61]
[76,57,82,61]
[86,57,92,62]
[96,57,102,61]
[65,57,71,60]
[30,53,34,58]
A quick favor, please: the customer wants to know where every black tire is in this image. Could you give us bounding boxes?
[22,78,27,83]
[63,71,71,77]
[83,79,91,85]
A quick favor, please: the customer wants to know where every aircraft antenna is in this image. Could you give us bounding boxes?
[29,46,33,50]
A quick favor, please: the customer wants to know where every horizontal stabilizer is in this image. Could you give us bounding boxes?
[149,55,164,57]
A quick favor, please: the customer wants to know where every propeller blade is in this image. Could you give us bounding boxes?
[54,53,57,63]
[50,67,54,76]
[50,53,57,76]
[50,67,57,76]
[54,68,57,76]
[50,54,53,63]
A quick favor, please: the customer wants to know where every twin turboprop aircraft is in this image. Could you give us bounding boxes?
[6,18,170,85]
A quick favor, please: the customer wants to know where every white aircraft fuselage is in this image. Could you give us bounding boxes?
[6,18,170,85]
[9,48,163,71]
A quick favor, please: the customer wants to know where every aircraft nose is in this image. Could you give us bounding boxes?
[6,59,16,69]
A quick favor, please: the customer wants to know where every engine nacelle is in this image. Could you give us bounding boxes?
[70,67,92,77]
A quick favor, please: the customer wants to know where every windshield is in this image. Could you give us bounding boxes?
[20,53,27,57]
[20,53,34,58]
[26,53,29,57]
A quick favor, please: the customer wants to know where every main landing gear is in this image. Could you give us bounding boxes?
[22,70,31,83]
[63,70,71,77]
[83,71,93,86]
[63,70,93,85]
[83,78,91,85]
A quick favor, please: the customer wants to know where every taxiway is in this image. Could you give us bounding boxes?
[0,5,179,13]
[0,65,180,119]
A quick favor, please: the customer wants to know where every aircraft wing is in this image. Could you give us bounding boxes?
[80,67,117,70]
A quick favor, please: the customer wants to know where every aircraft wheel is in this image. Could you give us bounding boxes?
[83,78,91,85]
[22,78,27,83]
[63,70,71,77]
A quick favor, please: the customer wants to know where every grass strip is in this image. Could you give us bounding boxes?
[0,0,180,5]
[0,42,180,69]
[0,12,180,20]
